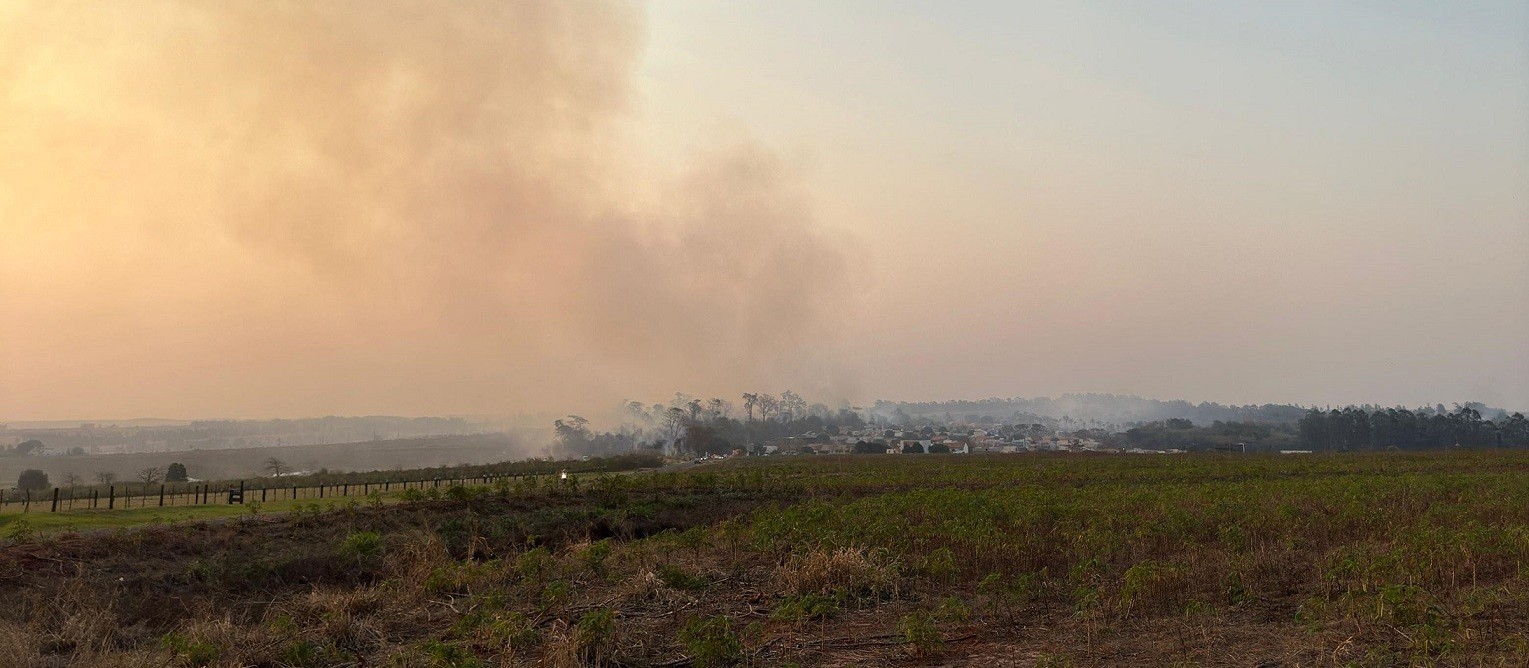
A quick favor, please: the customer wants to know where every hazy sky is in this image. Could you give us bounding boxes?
[2,1,1526,420]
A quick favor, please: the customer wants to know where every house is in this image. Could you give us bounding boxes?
[899,439,933,454]
[819,442,852,455]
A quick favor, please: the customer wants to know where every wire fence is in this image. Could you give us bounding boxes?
[0,471,550,514]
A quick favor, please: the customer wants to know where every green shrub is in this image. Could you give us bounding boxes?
[678,615,743,667]
[580,539,613,576]
[514,547,553,579]
[4,518,36,543]
[574,609,616,664]
[338,531,384,564]
[772,594,839,622]
[899,612,942,655]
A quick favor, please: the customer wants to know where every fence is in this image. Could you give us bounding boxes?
[0,472,552,514]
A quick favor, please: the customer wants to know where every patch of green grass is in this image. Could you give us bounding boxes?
[0,492,419,534]
[656,563,708,591]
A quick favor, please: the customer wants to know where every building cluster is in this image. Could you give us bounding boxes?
[743,428,1110,456]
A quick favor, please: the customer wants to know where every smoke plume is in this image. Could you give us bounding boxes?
[0,1,849,419]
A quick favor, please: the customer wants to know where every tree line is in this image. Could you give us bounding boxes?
[1298,406,1529,451]
[13,462,190,493]
[554,391,867,457]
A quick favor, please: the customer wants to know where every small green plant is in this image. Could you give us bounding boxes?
[488,611,539,649]
[281,639,344,667]
[677,526,709,554]
[900,612,942,655]
[656,563,707,591]
[338,530,384,564]
[1036,653,1076,668]
[772,594,839,622]
[515,547,554,579]
[580,539,613,576]
[4,518,36,543]
[160,631,220,666]
[1224,571,1248,605]
[914,547,957,581]
[539,579,572,610]
[574,609,616,664]
[978,572,1039,623]
[678,615,743,667]
[935,595,971,622]
[1120,560,1187,615]
[420,639,483,668]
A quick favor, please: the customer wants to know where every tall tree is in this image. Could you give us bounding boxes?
[17,469,49,491]
[137,467,163,486]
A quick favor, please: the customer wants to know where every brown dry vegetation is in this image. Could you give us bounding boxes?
[1,452,1527,667]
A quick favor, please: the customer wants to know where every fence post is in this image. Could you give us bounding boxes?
[51,487,59,513]
[343,483,349,497]
[159,484,165,507]
[107,486,115,510]
[262,486,267,503]
[238,480,245,504]
[292,485,297,500]
[318,484,324,499]
[23,489,30,513]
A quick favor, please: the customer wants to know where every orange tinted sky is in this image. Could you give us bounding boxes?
[2,1,1526,420]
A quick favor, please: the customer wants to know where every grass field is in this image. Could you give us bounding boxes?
[2,452,1526,666]
[0,492,422,534]
[0,433,531,488]
[0,453,663,531]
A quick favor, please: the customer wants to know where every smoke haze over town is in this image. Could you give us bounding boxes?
[2,0,1527,423]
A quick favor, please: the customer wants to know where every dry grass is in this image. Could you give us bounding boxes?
[779,546,899,601]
